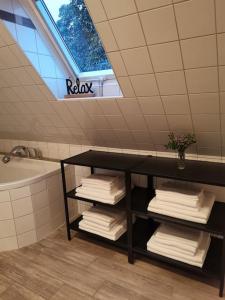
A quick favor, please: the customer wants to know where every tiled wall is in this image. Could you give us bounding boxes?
[0,0,224,158]
[1,138,225,205]
[0,168,77,251]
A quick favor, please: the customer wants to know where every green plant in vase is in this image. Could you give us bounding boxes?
[165,132,196,170]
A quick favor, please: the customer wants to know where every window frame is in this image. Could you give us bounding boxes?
[30,0,114,80]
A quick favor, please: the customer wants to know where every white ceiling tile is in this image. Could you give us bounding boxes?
[149,41,182,72]
[185,67,218,93]
[217,33,225,65]
[0,20,15,45]
[124,114,147,130]
[110,14,146,49]
[135,0,172,11]
[181,35,217,69]
[138,96,164,114]
[215,0,225,33]
[145,115,168,131]
[121,47,153,75]
[11,67,35,86]
[140,5,178,44]
[220,93,225,113]
[174,0,215,39]
[130,74,159,97]
[150,130,170,144]
[192,114,220,132]
[117,98,142,115]
[101,0,136,19]
[85,0,107,23]
[89,115,111,129]
[106,115,128,129]
[156,70,186,95]
[162,94,190,114]
[189,93,220,114]
[97,99,121,115]
[95,22,118,52]
[9,44,30,66]
[167,114,193,131]
[196,132,221,148]
[132,130,152,144]
[107,52,127,77]
[0,46,21,68]
[117,77,135,97]
[80,99,103,115]
[219,66,225,91]
[16,25,37,53]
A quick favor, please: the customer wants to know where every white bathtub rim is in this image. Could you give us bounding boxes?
[0,156,62,191]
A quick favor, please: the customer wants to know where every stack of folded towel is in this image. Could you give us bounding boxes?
[79,206,127,241]
[75,174,125,205]
[148,181,215,224]
[147,224,211,267]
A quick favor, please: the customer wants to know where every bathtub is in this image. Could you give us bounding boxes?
[0,156,76,251]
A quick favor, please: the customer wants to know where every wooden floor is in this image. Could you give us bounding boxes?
[0,227,222,300]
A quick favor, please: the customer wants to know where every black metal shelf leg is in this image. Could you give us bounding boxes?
[126,171,134,264]
[220,237,225,297]
[61,162,71,241]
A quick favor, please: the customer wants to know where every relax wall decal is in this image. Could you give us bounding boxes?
[66,78,94,98]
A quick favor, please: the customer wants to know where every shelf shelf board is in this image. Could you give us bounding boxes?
[69,216,127,249]
[67,188,126,210]
[131,187,225,237]
[62,150,147,171]
[133,218,221,278]
[134,237,221,278]
[131,156,225,187]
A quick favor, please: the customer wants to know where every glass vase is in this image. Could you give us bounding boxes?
[177,150,185,170]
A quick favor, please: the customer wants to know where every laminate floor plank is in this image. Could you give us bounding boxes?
[0,227,222,300]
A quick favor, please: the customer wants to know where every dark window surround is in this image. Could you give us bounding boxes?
[0,9,35,29]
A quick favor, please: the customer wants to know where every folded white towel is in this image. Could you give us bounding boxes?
[79,219,126,241]
[81,174,122,187]
[82,206,125,225]
[81,182,124,193]
[76,186,125,202]
[75,192,124,205]
[155,196,203,212]
[156,181,204,208]
[147,233,210,267]
[148,191,215,224]
[154,223,202,248]
[80,218,126,234]
[82,215,124,229]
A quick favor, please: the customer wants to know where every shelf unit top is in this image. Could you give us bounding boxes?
[131,156,225,186]
[62,150,147,171]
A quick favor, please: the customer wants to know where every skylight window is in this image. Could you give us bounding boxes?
[35,0,112,74]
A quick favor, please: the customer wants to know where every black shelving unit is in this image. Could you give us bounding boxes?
[61,150,225,297]
[60,150,147,255]
[131,156,225,297]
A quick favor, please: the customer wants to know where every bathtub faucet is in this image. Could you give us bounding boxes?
[2,145,42,163]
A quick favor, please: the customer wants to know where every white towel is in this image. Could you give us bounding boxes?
[147,233,210,267]
[82,215,124,229]
[81,182,124,193]
[82,206,125,225]
[156,181,204,208]
[76,186,125,202]
[79,219,126,241]
[147,224,203,255]
[82,219,127,234]
[81,174,121,187]
[153,197,203,212]
[148,191,215,224]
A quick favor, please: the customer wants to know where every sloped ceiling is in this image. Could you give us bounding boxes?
[0,0,225,156]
